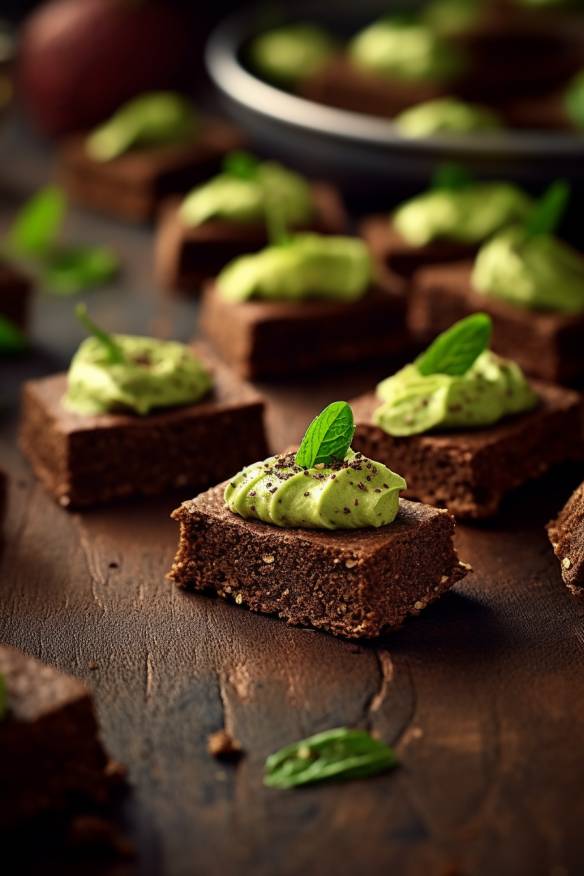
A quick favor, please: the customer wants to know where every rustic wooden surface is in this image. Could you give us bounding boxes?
[2,120,584,876]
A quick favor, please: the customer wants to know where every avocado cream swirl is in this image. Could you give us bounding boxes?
[393,182,532,247]
[374,351,538,437]
[225,450,406,529]
[250,24,335,86]
[394,98,502,138]
[180,162,314,227]
[64,336,212,416]
[217,234,372,303]
[350,19,463,81]
[472,227,584,313]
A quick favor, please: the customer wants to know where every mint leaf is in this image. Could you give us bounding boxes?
[264,190,292,247]
[0,315,27,354]
[416,313,492,377]
[295,401,354,468]
[432,162,473,191]
[223,151,260,180]
[564,71,584,130]
[264,727,397,789]
[75,303,126,364]
[524,180,570,239]
[7,186,66,258]
[44,246,118,296]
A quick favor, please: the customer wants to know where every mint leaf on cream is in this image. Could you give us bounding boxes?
[223,151,260,180]
[295,401,354,468]
[75,303,126,365]
[416,313,492,377]
[44,246,118,296]
[264,727,397,789]
[7,186,66,259]
[525,180,569,240]
[431,161,473,191]
[0,315,27,354]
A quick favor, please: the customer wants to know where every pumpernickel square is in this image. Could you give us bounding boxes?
[199,277,409,380]
[360,216,478,280]
[0,644,123,835]
[155,182,348,293]
[410,261,584,384]
[19,346,268,509]
[548,482,584,595]
[57,119,245,223]
[351,382,583,519]
[168,483,469,639]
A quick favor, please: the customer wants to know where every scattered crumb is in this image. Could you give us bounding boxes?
[207,729,244,762]
[261,554,275,565]
[345,559,358,569]
[88,660,98,671]
[562,557,572,570]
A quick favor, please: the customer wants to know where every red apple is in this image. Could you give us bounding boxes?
[18,0,194,138]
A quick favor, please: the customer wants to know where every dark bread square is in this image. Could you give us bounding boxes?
[0,644,121,833]
[57,118,245,223]
[352,382,583,519]
[155,182,348,293]
[199,277,410,380]
[410,261,584,384]
[19,345,268,509]
[548,481,584,595]
[168,484,469,639]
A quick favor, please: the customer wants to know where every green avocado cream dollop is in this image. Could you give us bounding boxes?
[472,227,584,313]
[349,19,463,81]
[393,182,533,247]
[64,336,212,416]
[180,162,314,227]
[394,97,501,138]
[87,92,199,162]
[224,450,406,529]
[374,350,538,437]
[217,234,372,303]
[249,24,335,86]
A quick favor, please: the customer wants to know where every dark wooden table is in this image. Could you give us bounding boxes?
[2,120,584,876]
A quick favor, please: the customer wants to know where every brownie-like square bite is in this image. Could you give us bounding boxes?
[57,119,245,222]
[361,216,478,280]
[352,382,583,519]
[0,644,123,834]
[168,483,469,639]
[155,182,348,293]
[301,56,447,118]
[410,261,584,384]
[199,276,409,380]
[548,481,584,595]
[0,259,32,330]
[19,346,269,508]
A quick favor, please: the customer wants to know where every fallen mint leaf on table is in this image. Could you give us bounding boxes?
[43,246,118,296]
[524,180,570,240]
[7,185,66,259]
[416,312,492,377]
[75,303,126,364]
[295,401,354,468]
[0,315,27,354]
[264,727,397,789]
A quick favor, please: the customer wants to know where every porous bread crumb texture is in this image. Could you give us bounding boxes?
[548,481,584,593]
[168,485,469,639]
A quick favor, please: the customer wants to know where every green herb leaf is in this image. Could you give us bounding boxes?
[264,727,397,790]
[75,303,126,364]
[0,315,27,354]
[43,246,119,296]
[295,401,354,469]
[524,180,570,239]
[431,162,473,191]
[416,313,492,377]
[264,190,292,247]
[7,186,66,258]
[223,151,260,180]
[0,673,6,722]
